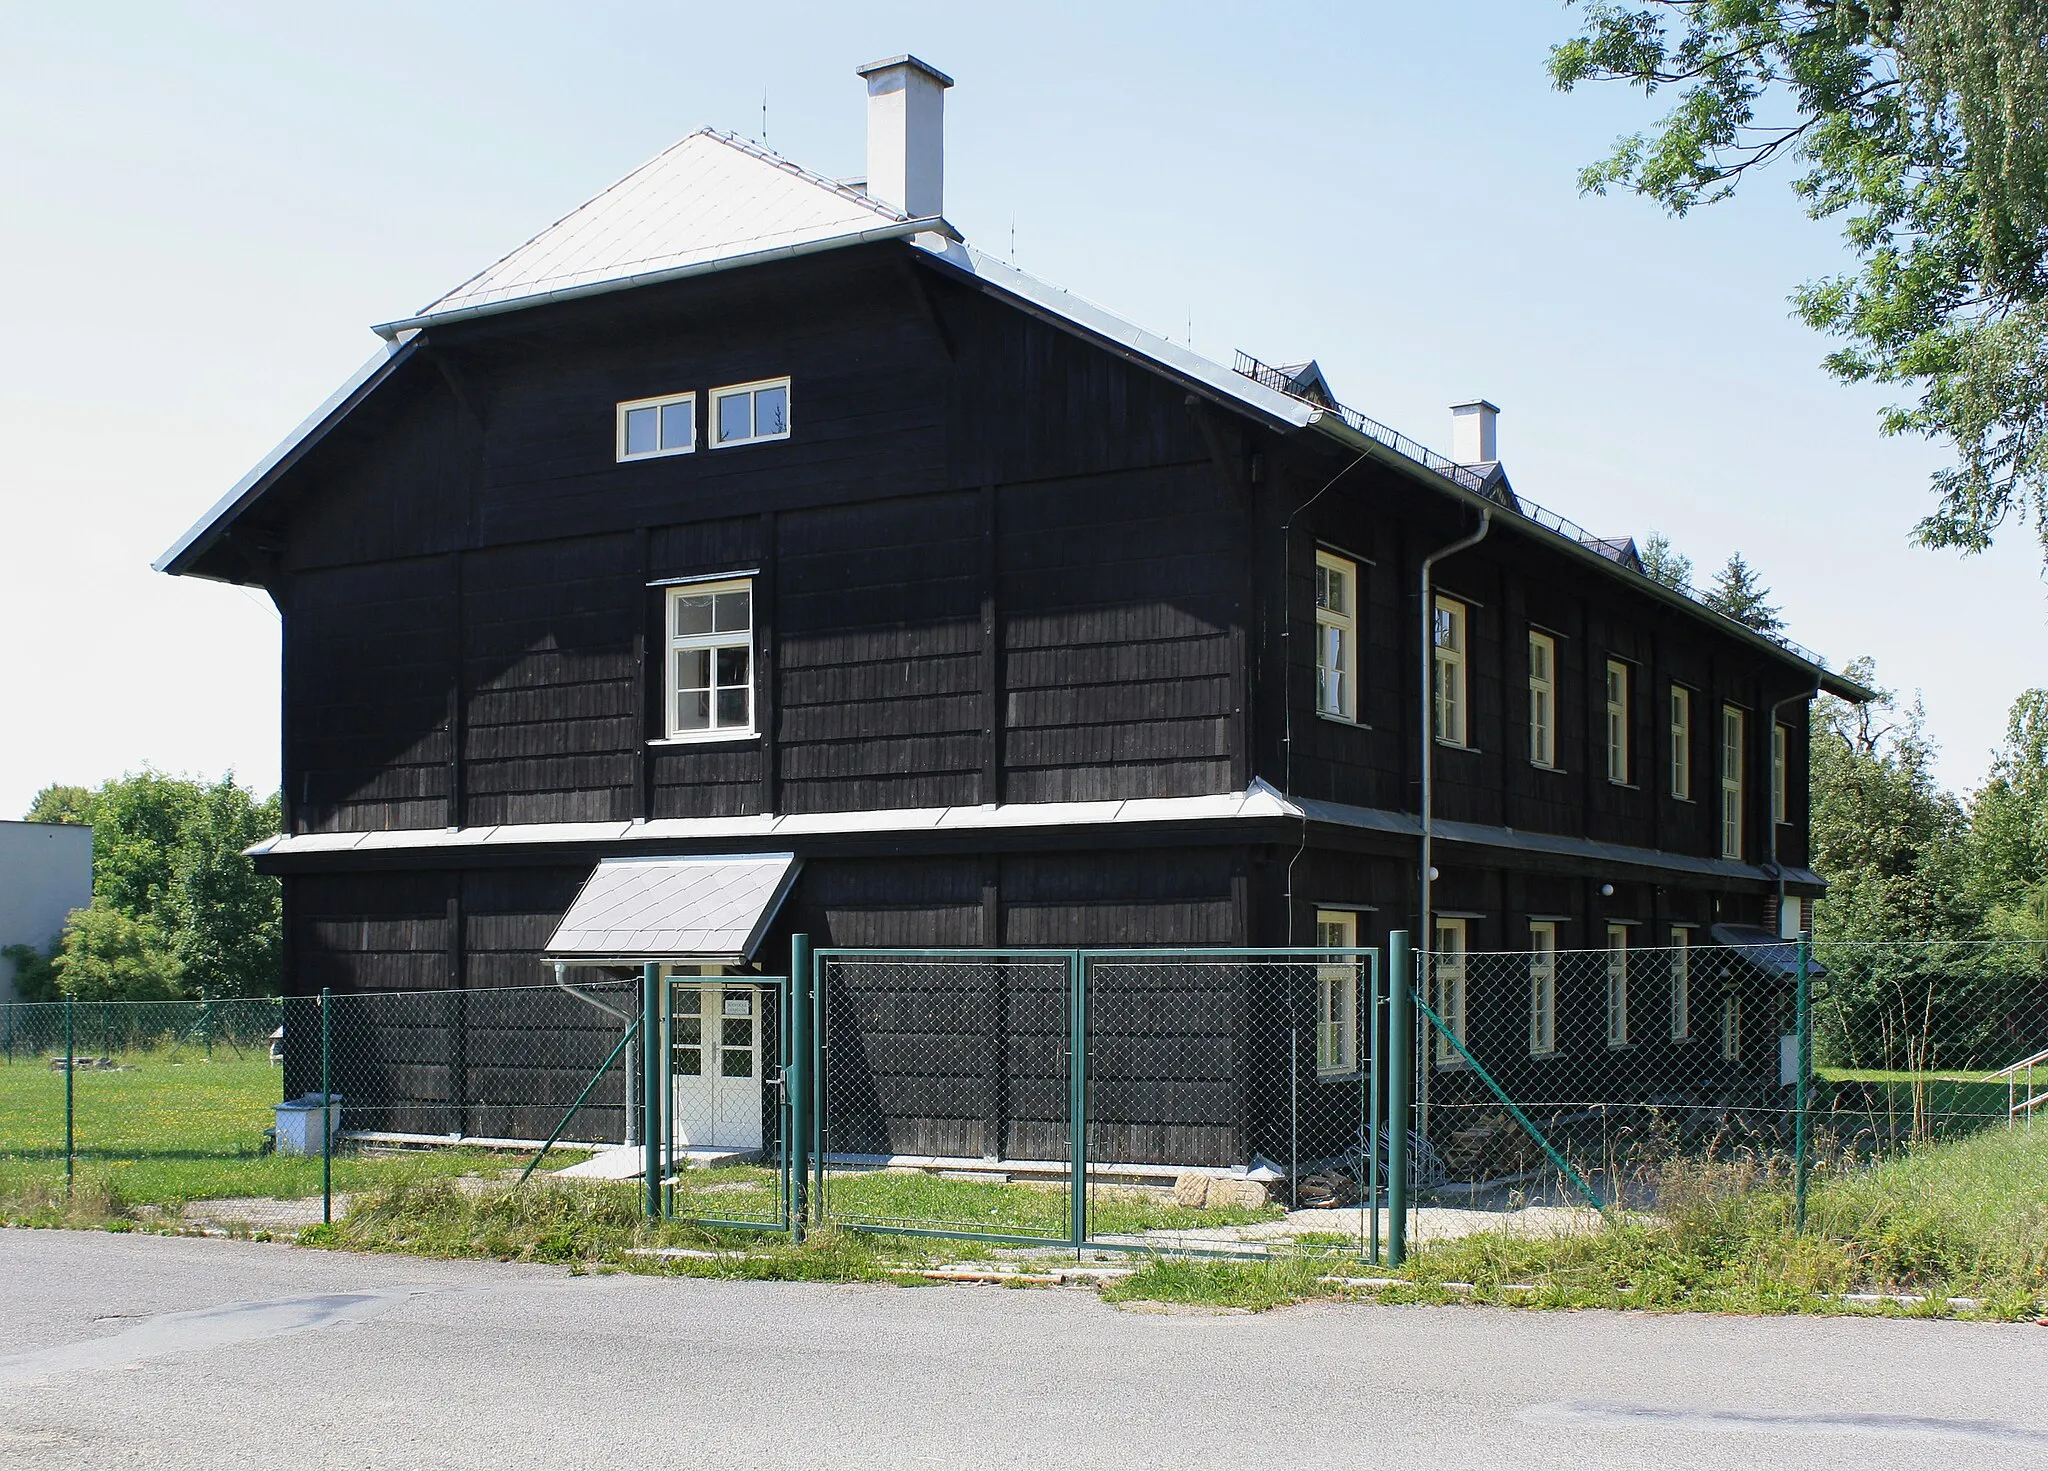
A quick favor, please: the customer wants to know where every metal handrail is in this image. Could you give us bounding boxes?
[1233,351,1829,668]
[1982,1044,2048,1081]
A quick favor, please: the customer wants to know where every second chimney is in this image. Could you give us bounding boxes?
[857,55,953,220]
[1450,399,1500,465]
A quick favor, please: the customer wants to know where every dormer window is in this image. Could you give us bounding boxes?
[712,378,791,447]
[617,392,696,461]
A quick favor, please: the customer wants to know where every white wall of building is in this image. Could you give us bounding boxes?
[0,821,93,1003]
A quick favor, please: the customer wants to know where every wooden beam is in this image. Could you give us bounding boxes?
[980,483,1002,805]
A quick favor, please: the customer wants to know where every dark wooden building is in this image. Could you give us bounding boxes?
[160,57,1863,1167]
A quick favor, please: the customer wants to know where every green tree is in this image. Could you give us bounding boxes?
[49,904,185,1003]
[19,771,282,999]
[25,784,97,826]
[1,940,61,1003]
[1964,688,2048,923]
[1704,552,1785,633]
[1640,530,1695,588]
[1551,1,2048,567]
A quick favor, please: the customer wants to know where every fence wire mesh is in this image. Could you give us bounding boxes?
[0,982,658,1236]
[1082,951,1384,1258]
[1414,938,2048,1215]
[816,951,1076,1242]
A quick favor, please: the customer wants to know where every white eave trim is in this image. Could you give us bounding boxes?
[245,782,1302,860]
[373,218,954,340]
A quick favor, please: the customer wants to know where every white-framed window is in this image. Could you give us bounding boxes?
[1528,631,1557,768]
[1529,920,1557,1056]
[1773,724,1790,825]
[1670,925,1692,1041]
[664,579,755,739]
[1721,705,1746,859]
[1432,916,1468,1065]
[1314,909,1361,1077]
[1722,991,1742,1062]
[1314,551,1358,723]
[616,392,696,461]
[710,377,791,448]
[1433,596,1467,747]
[1605,923,1630,1046]
[1605,659,1630,784]
[1670,685,1693,800]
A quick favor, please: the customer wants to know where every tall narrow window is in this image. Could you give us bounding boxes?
[664,579,755,739]
[1670,925,1692,1041]
[616,391,696,461]
[1605,660,1630,783]
[1314,551,1357,722]
[1670,686,1693,800]
[1773,724,1790,825]
[1528,631,1556,768]
[1315,909,1360,1076]
[1722,992,1742,1062]
[1529,921,1557,1056]
[1605,923,1630,1046]
[1432,916,1468,1064]
[1433,596,1467,747]
[1721,706,1746,859]
[710,377,791,447]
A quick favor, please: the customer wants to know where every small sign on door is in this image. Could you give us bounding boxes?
[723,993,752,1017]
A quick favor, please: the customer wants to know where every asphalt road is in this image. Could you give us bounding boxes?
[3,1231,2045,1470]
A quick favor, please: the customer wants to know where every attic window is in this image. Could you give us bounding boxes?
[618,392,696,461]
[712,378,791,448]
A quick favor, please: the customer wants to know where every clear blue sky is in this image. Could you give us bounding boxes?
[3,0,2041,818]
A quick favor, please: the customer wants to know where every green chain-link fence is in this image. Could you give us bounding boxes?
[1408,937,2048,1227]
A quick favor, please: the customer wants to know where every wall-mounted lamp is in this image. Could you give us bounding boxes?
[1599,883,1615,897]
[1428,867,1440,881]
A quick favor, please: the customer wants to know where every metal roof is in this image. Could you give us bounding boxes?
[379,130,913,334]
[157,125,1867,701]
[544,853,800,963]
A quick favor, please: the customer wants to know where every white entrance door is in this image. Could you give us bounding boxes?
[670,983,763,1151]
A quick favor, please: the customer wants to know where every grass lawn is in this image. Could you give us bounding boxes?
[678,1164,1284,1238]
[1817,1066,2047,1133]
[0,1045,560,1216]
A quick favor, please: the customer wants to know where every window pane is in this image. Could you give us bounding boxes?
[659,400,692,451]
[721,1016,751,1047]
[717,392,751,442]
[624,406,658,456]
[715,645,750,686]
[675,648,711,691]
[716,686,750,728]
[673,990,701,1016]
[754,384,788,435]
[676,690,710,730]
[720,1047,752,1079]
[673,594,715,637]
[712,589,751,633]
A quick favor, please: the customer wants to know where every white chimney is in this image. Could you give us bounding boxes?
[1450,399,1499,464]
[856,55,953,220]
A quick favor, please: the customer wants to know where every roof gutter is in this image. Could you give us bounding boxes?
[373,217,955,340]
[1300,410,1873,704]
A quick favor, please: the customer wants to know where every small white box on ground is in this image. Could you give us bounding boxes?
[275,1094,342,1156]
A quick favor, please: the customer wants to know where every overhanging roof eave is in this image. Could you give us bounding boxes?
[153,335,422,584]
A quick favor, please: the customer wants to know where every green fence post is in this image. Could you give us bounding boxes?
[1068,950,1087,1253]
[788,933,812,1243]
[1794,935,1811,1232]
[1387,932,1411,1269]
[1366,949,1382,1265]
[320,988,333,1226]
[64,996,75,1200]
[642,963,661,1220]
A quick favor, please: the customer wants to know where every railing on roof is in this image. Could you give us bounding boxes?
[1232,351,1828,670]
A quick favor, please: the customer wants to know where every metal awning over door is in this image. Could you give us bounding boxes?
[543,853,800,964]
